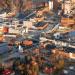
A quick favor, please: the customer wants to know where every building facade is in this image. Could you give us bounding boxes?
[62,0,75,15]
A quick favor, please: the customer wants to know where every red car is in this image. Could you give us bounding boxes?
[2,69,14,75]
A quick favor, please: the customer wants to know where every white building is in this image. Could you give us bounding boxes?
[49,0,53,10]
[0,12,6,18]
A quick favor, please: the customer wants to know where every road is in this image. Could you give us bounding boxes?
[40,37,75,49]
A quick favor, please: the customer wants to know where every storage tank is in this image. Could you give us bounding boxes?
[54,33,61,39]
[3,26,9,34]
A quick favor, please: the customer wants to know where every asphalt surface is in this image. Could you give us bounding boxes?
[62,59,75,75]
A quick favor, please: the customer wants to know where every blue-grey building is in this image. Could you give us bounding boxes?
[0,42,9,54]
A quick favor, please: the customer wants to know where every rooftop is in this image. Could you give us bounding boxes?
[32,0,49,3]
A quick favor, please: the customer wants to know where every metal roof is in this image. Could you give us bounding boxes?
[64,47,75,53]
[32,0,49,3]
[69,31,75,37]
[0,42,9,54]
